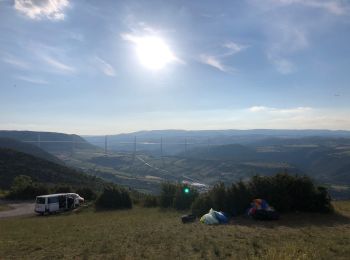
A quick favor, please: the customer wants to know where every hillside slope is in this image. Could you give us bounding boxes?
[185,139,350,185]
[0,130,96,154]
[0,148,104,190]
[0,138,62,164]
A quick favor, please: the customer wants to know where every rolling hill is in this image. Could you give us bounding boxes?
[0,138,62,165]
[0,148,105,190]
[84,129,350,155]
[0,130,97,154]
[185,138,350,186]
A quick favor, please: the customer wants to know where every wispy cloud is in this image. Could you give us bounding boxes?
[270,0,348,16]
[14,0,70,20]
[1,54,30,70]
[223,42,248,56]
[14,75,48,84]
[268,55,296,74]
[94,56,116,77]
[250,0,348,74]
[266,23,308,74]
[199,41,246,72]
[40,54,75,73]
[199,54,229,72]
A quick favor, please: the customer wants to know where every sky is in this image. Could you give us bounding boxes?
[0,0,350,135]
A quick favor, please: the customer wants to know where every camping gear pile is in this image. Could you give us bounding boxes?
[181,214,196,223]
[200,208,229,225]
[247,199,279,220]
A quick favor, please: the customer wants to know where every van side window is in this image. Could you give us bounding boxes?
[48,197,59,203]
[36,197,45,204]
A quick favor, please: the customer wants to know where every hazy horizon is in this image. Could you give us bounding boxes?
[2,127,350,136]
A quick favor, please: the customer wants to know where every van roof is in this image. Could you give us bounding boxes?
[36,193,78,198]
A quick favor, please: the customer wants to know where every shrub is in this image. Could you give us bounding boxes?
[95,186,132,210]
[76,187,97,201]
[249,174,333,213]
[173,184,199,210]
[208,183,227,212]
[141,194,159,208]
[7,175,50,200]
[226,180,252,215]
[159,182,199,210]
[54,185,72,194]
[191,173,333,216]
[191,194,213,217]
[160,183,177,208]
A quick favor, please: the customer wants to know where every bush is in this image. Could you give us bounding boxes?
[141,194,159,208]
[173,185,199,210]
[54,185,72,194]
[160,183,177,208]
[191,194,213,217]
[191,173,333,216]
[208,183,227,212]
[95,186,132,210]
[7,175,50,200]
[76,187,97,201]
[249,174,333,213]
[226,180,252,215]
[160,182,198,210]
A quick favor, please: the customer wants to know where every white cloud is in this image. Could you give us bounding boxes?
[199,54,230,72]
[14,0,69,20]
[249,106,312,114]
[14,75,48,84]
[40,54,75,73]
[249,106,268,112]
[95,56,116,77]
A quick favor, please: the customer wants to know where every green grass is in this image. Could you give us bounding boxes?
[1,201,350,259]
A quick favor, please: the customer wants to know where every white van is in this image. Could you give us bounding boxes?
[35,193,84,215]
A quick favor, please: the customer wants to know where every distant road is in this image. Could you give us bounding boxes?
[0,201,35,219]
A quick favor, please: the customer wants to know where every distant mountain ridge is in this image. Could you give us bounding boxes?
[84,129,350,155]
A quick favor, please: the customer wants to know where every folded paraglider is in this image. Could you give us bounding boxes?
[247,199,279,220]
[200,208,229,225]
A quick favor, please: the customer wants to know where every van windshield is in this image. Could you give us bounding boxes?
[36,197,45,204]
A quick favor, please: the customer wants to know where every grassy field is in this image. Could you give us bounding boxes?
[0,202,350,259]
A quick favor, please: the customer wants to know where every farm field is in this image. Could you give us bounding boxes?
[0,201,350,259]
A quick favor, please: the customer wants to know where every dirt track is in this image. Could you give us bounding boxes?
[0,201,35,219]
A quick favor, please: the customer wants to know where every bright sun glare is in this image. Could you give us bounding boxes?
[134,36,177,70]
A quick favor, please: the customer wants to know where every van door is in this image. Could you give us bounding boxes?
[48,196,60,212]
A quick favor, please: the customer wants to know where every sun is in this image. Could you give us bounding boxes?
[133,36,177,70]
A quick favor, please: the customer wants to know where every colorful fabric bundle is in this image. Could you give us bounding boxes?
[247,199,279,220]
